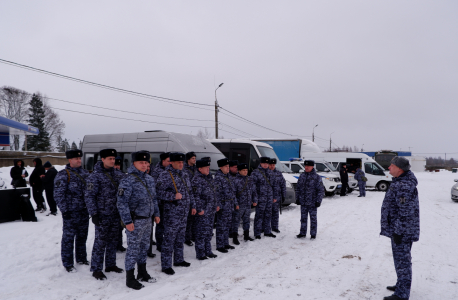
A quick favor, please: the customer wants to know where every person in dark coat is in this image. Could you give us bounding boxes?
[30,158,46,212]
[10,159,28,188]
[42,161,58,215]
[183,151,197,247]
[380,157,420,300]
[339,163,349,197]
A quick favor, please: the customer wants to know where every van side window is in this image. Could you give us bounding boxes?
[290,164,302,173]
[150,152,162,167]
[122,153,132,171]
[332,162,339,168]
[85,153,95,171]
[316,163,327,172]
[372,163,385,175]
[249,145,259,171]
[365,163,373,174]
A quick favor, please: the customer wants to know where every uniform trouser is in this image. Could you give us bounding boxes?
[300,205,317,236]
[358,182,366,196]
[185,210,196,242]
[125,218,151,271]
[340,182,349,196]
[61,211,89,267]
[195,212,216,258]
[271,201,280,230]
[231,206,251,234]
[254,199,273,236]
[216,201,233,248]
[90,214,119,271]
[230,210,239,235]
[117,224,124,249]
[32,187,45,209]
[161,202,188,270]
[391,239,413,299]
[155,202,165,250]
[44,188,57,213]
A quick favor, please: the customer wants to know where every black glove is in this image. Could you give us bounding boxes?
[91,214,100,226]
[281,196,285,204]
[315,202,321,208]
[295,199,300,205]
[393,233,402,245]
[62,211,72,220]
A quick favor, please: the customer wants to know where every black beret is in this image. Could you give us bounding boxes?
[115,156,122,165]
[237,163,248,170]
[217,158,230,167]
[132,151,150,162]
[66,149,83,159]
[229,160,239,167]
[100,148,117,159]
[43,161,52,168]
[186,152,196,161]
[201,157,211,162]
[269,158,277,164]
[260,157,270,164]
[160,152,170,161]
[170,152,185,162]
[304,160,315,166]
[196,159,211,168]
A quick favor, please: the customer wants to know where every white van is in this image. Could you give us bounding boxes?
[299,152,392,191]
[209,139,298,206]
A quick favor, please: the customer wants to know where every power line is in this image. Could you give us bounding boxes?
[218,122,259,138]
[0,58,213,111]
[53,107,213,128]
[219,128,251,138]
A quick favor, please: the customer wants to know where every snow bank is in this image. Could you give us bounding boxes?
[0,171,457,300]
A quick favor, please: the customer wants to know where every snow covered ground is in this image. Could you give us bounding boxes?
[0,169,457,300]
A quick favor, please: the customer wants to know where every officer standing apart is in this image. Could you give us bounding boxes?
[150,152,170,254]
[184,151,197,247]
[117,151,160,290]
[54,150,90,272]
[354,167,366,197]
[85,149,125,280]
[233,163,257,242]
[268,158,285,233]
[156,153,196,275]
[192,159,219,260]
[296,160,324,239]
[380,157,419,300]
[339,163,349,197]
[214,158,238,252]
[251,157,277,239]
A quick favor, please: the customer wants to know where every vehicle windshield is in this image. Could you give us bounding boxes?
[257,146,292,173]
[195,152,226,172]
[325,162,337,171]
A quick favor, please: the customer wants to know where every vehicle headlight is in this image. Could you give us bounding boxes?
[325,177,333,181]
[286,181,292,188]
[455,186,458,190]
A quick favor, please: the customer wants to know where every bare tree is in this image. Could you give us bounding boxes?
[42,96,65,151]
[196,128,213,139]
[0,86,30,150]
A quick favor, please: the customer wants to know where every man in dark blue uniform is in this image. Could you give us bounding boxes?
[183,151,197,247]
[114,156,126,252]
[354,167,366,197]
[268,158,285,233]
[54,150,90,273]
[381,157,420,300]
[117,151,160,290]
[192,159,219,260]
[295,160,324,239]
[228,160,240,242]
[156,153,196,275]
[85,149,125,280]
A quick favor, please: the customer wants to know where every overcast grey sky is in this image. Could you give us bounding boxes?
[1,1,457,157]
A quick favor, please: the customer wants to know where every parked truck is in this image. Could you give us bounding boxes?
[251,138,321,161]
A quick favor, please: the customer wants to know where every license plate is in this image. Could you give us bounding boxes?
[337,185,342,188]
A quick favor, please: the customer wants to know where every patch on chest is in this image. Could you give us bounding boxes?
[118,188,124,196]
[87,182,94,191]
[399,197,406,204]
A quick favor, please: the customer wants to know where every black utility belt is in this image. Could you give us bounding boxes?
[134,216,150,220]
[222,198,234,202]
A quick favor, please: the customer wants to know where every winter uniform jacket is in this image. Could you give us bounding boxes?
[295,168,324,206]
[183,162,197,179]
[354,169,365,182]
[10,159,28,187]
[85,161,126,216]
[339,167,349,183]
[192,171,217,214]
[30,158,45,190]
[150,162,166,182]
[156,165,195,209]
[117,164,159,225]
[214,169,238,208]
[42,167,58,190]
[380,170,420,242]
[234,173,258,208]
[271,168,286,199]
[54,164,90,213]
[250,166,276,203]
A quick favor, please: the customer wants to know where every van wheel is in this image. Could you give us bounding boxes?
[377,181,389,192]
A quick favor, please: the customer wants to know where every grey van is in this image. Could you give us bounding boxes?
[81,131,225,172]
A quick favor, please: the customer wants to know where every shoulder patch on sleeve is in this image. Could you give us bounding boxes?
[87,182,94,191]
[56,180,62,187]
[118,188,124,196]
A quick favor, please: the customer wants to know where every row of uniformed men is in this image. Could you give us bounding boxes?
[55,149,319,290]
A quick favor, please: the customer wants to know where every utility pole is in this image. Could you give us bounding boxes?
[24,135,27,151]
[312,124,318,142]
[361,144,364,152]
[329,132,334,152]
[214,83,224,139]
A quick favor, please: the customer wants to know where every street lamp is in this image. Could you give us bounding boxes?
[361,144,364,152]
[329,132,334,152]
[312,124,318,142]
[215,83,224,139]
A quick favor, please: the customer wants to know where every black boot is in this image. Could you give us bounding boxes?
[105,266,124,273]
[296,234,306,238]
[137,263,156,283]
[162,267,175,275]
[386,286,396,292]
[233,235,240,245]
[244,230,254,241]
[264,233,276,238]
[216,247,228,253]
[225,245,235,250]
[117,245,126,252]
[383,295,403,300]
[173,261,191,267]
[255,235,261,239]
[229,232,234,238]
[92,271,107,280]
[126,269,144,290]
